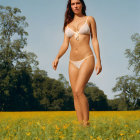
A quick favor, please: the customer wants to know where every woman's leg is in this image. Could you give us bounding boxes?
[74,56,95,126]
[68,61,83,124]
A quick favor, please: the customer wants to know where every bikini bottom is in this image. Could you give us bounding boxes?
[69,54,94,69]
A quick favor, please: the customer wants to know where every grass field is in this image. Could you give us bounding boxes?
[0,111,140,140]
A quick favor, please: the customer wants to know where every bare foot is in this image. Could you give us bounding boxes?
[83,121,90,127]
[78,121,83,126]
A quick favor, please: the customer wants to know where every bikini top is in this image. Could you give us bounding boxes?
[65,16,90,40]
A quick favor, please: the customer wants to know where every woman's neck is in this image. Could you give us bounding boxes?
[73,14,85,20]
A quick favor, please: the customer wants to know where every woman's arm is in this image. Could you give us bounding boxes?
[89,16,102,75]
[56,32,70,59]
[89,16,101,63]
[52,30,70,70]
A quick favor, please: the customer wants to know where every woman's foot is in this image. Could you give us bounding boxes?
[78,120,83,126]
[83,120,90,127]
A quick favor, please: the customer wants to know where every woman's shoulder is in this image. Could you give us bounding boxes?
[64,23,70,32]
[87,16,96,21]
[65,21,72,29]
[87,16,96,25]
[65,24,69,31]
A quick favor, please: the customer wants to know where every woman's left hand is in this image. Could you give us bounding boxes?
[95,61,102,75]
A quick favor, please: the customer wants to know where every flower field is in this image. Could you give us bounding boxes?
[0,111,140,140]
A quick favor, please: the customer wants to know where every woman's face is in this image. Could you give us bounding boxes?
[71,0,82,15]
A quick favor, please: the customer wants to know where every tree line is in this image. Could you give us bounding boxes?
[0,5,139,111]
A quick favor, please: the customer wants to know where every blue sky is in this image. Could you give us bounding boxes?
[1,0,140,99]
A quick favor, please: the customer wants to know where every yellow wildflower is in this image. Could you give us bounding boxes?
[41,126,46,130]
[63,125,68,129]
[34,137,40,140]
[56,125,60,130]
[93,125,96,128]
[136,130,140,134]
[97,136,102,140]
[120,133,124,136]
[90,136,93,139]
[36,121,40,126]
[26,132,31,136]
[59,135,65,139]
[5,126,9,129]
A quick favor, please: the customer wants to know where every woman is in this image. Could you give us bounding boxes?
[52,0,102,127]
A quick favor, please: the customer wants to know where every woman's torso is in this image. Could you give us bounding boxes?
[65,16,94,61]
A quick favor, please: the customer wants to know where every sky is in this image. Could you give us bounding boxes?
[1,0,140,99]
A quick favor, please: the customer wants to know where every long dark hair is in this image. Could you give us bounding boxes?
[63,0,87,32]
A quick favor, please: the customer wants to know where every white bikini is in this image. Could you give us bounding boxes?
[65,16,94,69]
[65,16,90,40]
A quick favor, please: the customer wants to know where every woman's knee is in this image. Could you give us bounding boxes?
[73,87,84,97]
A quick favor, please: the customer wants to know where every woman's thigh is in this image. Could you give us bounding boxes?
[75,56,95,93]
[68,62,79,95]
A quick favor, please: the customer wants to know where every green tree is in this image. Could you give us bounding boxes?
[112,33,140,110]
[45,78,65,111]
[58,74,74,111]
[0,5,39,111]
[58,74,70,89]
[85,82,108,111]
[125,33,140,76]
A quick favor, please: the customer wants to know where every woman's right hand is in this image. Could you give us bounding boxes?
[52,57,59,71]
